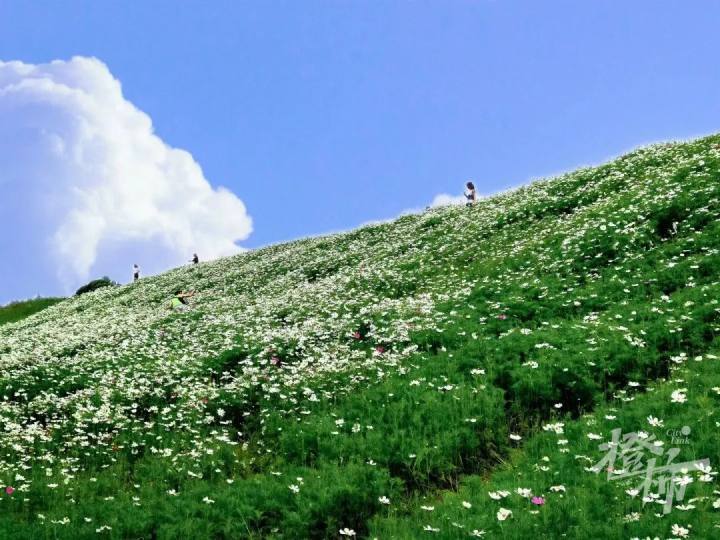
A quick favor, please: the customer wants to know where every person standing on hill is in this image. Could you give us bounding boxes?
[191,253,199,264]
[132,264,140,282]
[464,181,477,206]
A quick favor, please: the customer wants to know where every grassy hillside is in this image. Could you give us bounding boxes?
[0,297,64,327]
[0,135,719,539]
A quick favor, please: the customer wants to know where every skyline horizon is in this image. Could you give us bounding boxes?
[4,126,715,304]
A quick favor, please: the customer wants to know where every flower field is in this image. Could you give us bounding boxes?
[1,134,719,539]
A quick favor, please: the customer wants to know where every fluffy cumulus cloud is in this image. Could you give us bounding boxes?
[0,57,252,300]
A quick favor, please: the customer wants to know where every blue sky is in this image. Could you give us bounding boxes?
[1,1,719,302]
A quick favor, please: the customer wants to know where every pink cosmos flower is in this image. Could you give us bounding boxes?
[5,486,14,495]
[497,313,507,320]
[375,346,385,354]
[531,496,545,506]
[352,332,362,340]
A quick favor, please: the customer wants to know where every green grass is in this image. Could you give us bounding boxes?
[0,135,719,538]
[0,297,64,327]
[370,349,720,539]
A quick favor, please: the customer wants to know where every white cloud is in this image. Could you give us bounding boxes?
[388,192,471,225]
[0,57,252,297]
[428,193,468,207]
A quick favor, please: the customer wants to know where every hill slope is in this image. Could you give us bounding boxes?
[1,135,719,539]
[0,298,64,327]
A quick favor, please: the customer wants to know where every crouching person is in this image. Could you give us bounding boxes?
[170,290,195,311]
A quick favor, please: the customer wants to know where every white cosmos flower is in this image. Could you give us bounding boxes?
[543,422,565,434]
[674,475,693,487]
[671,389,688,403]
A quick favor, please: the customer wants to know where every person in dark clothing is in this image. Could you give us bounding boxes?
[464,181,477,206]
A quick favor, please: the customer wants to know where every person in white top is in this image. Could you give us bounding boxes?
[133,264,140,282]
[464,181,477,206]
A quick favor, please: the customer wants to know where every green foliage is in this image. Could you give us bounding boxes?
[0,297,64,327]
[74,276,118,296]
[1,135,720,538]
